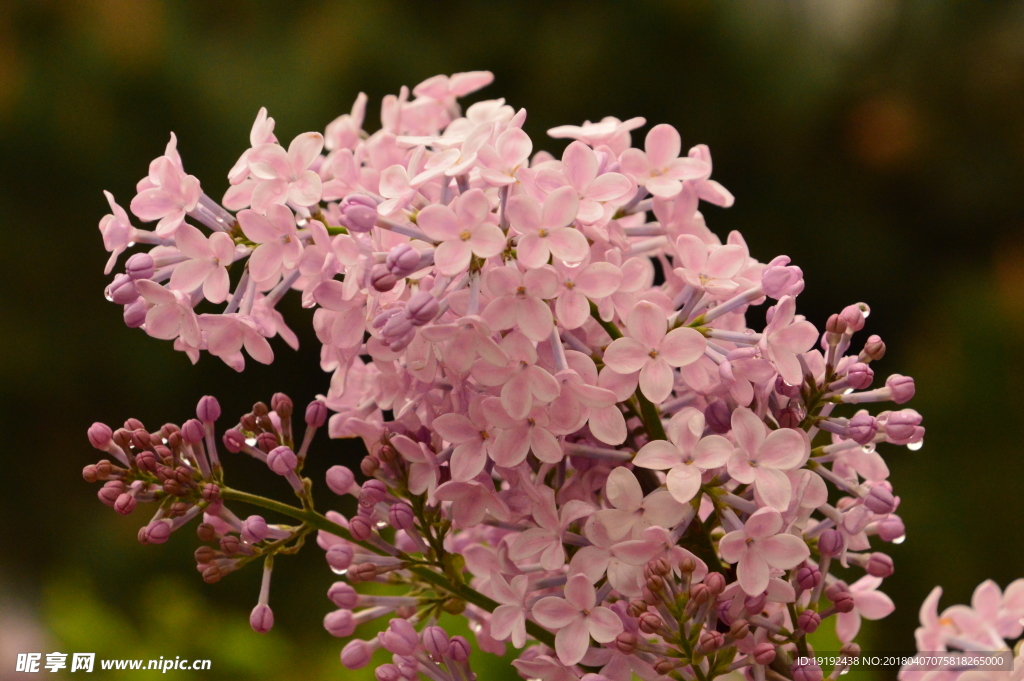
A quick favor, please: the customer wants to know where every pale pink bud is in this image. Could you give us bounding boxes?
[360,479,387,505]
[125,252,154,280]
[406,291,439,326]
[846,363,874,390]
[324,609,356,637]
[752,641,776,665]
[697,630,725,654]
[615,632,638,654]
[826,314,847,336]
[832,591,855,613]
[796,565,822,590]
[243,515,270,543]
[447,636,469,662]
[792,662,823,681]
[123,299,148,327]
[197,395,221,422]
[371,264,398,292]
[340,194,378,232]
[326,544,354,571]
[250,604,274,633]
[389,503,416,532]
[866,552,894,577]
[267,446,297,475]
[841,304,867,332]
[271,393,293,418]
[817,529,843,557]
[847,412,878,444]
[864,485,897,514]
[863,334,886,360]
[349,516,372,541]
[181,419,204,445]
[386,244,422,278]
[886,374,915,404]
[98,480,124,506]
[88,422,114,450]
[326,465,356,495]
[114,493,136,515]
[761,256,804,298]
[422,625,450,659]
[876,515,905,542]
[145,518,173,544]
[107,273,139,304]
[797,609,821,633]
[376,664,403,681]
[382,312,414,339]
[305,400,328,428]
[379,618,419,655]
[328,582,358,609]
[884,409,921,444]
[704,571,726,594]
[223,429,244,453]
[341,640,374,669]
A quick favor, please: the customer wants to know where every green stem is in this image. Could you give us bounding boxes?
[220,487,556,648]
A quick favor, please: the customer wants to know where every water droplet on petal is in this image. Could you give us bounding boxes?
[245,437,257,447]
[907,440,923,451]
[893,535,906,544]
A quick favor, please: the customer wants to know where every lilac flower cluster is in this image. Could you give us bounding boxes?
[87,71,934,681]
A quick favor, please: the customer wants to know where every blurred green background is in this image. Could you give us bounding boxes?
[1,0,1023,678]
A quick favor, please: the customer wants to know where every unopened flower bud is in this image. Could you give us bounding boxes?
[271,393,293,418]
[884,409,921,444]
[792,661,824,681]
[376,664,402,681]
[371,264,398,292]
[341,640,374,669]
[406,291,439,326]
[729,619,750,640]
[422,625,450,659]
[380,618,419,655]
[886,374,915,404]
[863,335,886,360]
[135,450,158,474]
[88,422,114,450]
[340,193,379,233]
[818,529,843,557]
[797,609,821,633]
[125,253,155,280]
[847,412,878,444]
[704,571,726,594]
[243,515,270,543]
[326,544,354,571]
[698,630,725,654]
[220,535,242,555]
[145,519,172,544]
[864,485,897,514]
[654,660,679,675]
[382,312,414,339]
[876,515,905,542]
[845,363,874,390]
[348,516,373,542]
[328,582,358,609]
[762,256,804,298]
[82,464,99,483]
[123,299,148,328]
[627,600,648,618]
[256,431,278,453]
[361,479,388,504]
[826,314,847,336]
[326,466,357,496]
[107,273,139,304]
[866,552,894,577]
[249,604,274,633]
[841,304,867,332]
[389,503,416,532]
[223,429,245,453]
[194,546,218,563]
[181,419,204,445]
[386,244,422,278]
[360,455,380,476]
[448,636,470,662]
[646,576,663,592]
[832,591,855,613]
[690,583,710,605]
[324,609,355,637]
[196,395,221,423]
[796,565,822,590]
[114,492,136,515]
[638,612,663,634]
[679,556,698,574]
[202,483,220,503]
[305,400,328,428]
[267,446,298,475]
[615,632,638,654]
[752,641,776,665]
[196,522,218,542]
[704,400,732,434]
[744,593,768,615]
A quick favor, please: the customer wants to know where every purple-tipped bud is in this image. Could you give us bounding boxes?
[406,291,439,326]
[832,591,855,613]
[107,273,139,304]
[88,422,114,450]
[866,552,894,578]
[864,485,897,514]
[389,503,416,532]
[817,529,843,557]
[876,515,906,542]
[328,582,358,609]
[348,516,373,542]
[271,393,293,418]
[371,264,398,292]
[250,604,274,633]
[256,431,278,453]
[841,304,867,332]
[145,519,173,544]
[382,313,414,339]
[792,661,824,681]
[845,362,874,390]
[704,400,732,434]
[267,446,298,475]
[697,630,725,654]
[386,244,422,278]
[114,493,137,515]
[223,429,245,453]
[762,256,804,298]
[361,479,388,504]
[704,571,726,594]
[243,515,270,543]
[863,335,886,360]
[197,395,221,422]
[123,299,148,327]
[847,412,878,444]
[97,480,124,506]
[341,640,374,669]
[376,664,403,681]
[135,450,158,474]
[447,636,470,662]
[324,609,356,637]
[796,565,822,591]
[752,641,776,665]
[125,253,155,280]
[340,194,379,233]
[615,632,638,654]
[797,609,821,633]
[326,465,357,495]
[886,374,915,404]
[422,625,450,659]
[884,409,922,444]
[326,544,354,571]
[305,400,328,428]
[181,419,205,445]
[379,618,419,655]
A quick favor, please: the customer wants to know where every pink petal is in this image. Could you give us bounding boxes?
[562,141,598,192]
[516,296,554,342]
[484,266,521,297]
[605,468,643,512]
[378,165,411,198]
[524,266,559,298]
[546,227,589,264]
[773,320,819,354]
[569,546,611,583]
[287,132,324,171]
[506,194,542,234]
[756,428,809,470]
[434,239,473,276]
[633,440,681,470]
[516,233,550,269]
[169,259,214,293]
[645,124,681,170]
[731,407,766,456]
[532,597,579,629]
[565,574,595,610]
[497,127,532,166]
[638,357,674,403]
[666,465,701,504]
[736,551,770,596]
[249,243,284,282]
[718,531,748,564]
[492,427,531,467]
[855,590,895,620]
[287,170,323,206]
[433,413,479,444]
[758,533,810,570]
[469,223,507,258]
[554,617,590,666]
[237,209,279,244]
[625,301,666,349]
[659,327,706,367]
[583,172,631,202]
[589,405,627,445]
[541,186,580,229]
[754,467,793,511]
[203,266,230,303]
[645,175,682,198]
[416,204,460,241]
[744,507,784,539]
[529,426,563,464]
[509,528,555,562]
[575,262,622,298]
[835,611,862,643]
[587,606,624,643]
[603,338,648,374]
[130,188,174,221]
[247,143,290,179]
[556,289,590,330]
[726,450,755,484]
[642,490,687,528]
[450,440,487,481]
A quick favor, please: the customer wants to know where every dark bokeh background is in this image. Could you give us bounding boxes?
[2,1,1023,678]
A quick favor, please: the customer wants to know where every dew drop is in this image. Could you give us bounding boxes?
[893,535,906,544]
[330,566,348,576]
[907,440,923,451]
[245,437,257,447]
[104,291,114,302]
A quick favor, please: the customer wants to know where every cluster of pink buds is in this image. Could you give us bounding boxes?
[87,71,936,681]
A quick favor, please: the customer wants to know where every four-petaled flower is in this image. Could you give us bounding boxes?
[531,573,624,666]
[719,507,810,596]
[619,124,710,198]
[508,186,588,269]
[727,406,809,511]
[418,189,506,276]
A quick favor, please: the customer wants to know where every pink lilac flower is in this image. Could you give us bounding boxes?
[719,507,810,596]
[130,155,201,236]
[169,223,237,303]
[417,188,506,276]
[835,575,896,643]
[237,204,303,283]
[508,186,588,268]
[509,488,593,570]
[531,573,624,666]
[246,132,324,212]
[726,406,810,511]
[489,574,530,648]
[543,141,632,224]
[633,408,733,504]
[481,265,558,342]
[619,124,710,198]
